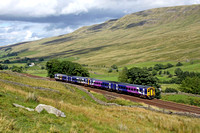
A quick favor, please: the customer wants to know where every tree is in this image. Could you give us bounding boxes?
[0,64,3,70]
[46,59,61,78]
[11,66,23,73]
[174,68,183,76]
[166,63,174,69]
[46,59,89,78]
[118,67,128,83]
[176,62,183,66]
[127,67,160,88]
[4,59,10,64]
[152,70,157,76]
[108,68,112,73]
[148,67,153,71]
[180,77,200,94]
[166,71,170,75]
[39,58,44,61]
[111,64,118,69]
[159,71,162,75]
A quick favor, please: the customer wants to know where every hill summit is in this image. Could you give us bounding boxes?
[1,4,200,65]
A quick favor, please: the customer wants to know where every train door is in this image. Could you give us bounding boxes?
[109,83,111,89]
[116,84,118,91]
[151,89,153,96]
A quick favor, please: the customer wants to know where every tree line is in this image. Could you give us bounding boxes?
[0,64,23,73]
[46,59,90,78]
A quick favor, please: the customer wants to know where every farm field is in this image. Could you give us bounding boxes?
[0,71,200,132]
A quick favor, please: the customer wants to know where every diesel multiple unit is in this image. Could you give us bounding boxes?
[55,74,155,99]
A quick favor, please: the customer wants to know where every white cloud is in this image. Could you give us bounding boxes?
[0,0,199,17]
[0,20,77,46]
[0,0,58,17]
[0,0,200,46]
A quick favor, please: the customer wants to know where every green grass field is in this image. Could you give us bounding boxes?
[161,94,200,107]
[1,71,200,132]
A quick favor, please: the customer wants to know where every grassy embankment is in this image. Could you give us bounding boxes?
[0,71,200,132]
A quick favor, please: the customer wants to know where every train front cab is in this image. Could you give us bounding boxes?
[147,87,155,99]
[55,74,63,81]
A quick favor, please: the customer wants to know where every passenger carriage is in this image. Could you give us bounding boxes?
[54,74,155,99]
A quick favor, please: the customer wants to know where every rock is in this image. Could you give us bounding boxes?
[35,104,66,117]
[13,103,35,112]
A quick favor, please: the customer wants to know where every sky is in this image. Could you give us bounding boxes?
[0,0,200,46]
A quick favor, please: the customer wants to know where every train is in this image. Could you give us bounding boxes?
[55,73,155,99]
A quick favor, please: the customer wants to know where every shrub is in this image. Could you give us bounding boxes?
[11,66,23,73]
[111,64,118,69]
[165,88,178,93]
[108,68,113,73]
[0,64,2,70]
[155,88,161,99]
[176,62,183,66]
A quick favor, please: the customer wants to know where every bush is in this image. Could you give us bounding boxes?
[108,68,112,73]
[11,66,23,73]
[176,62,183,66]
[155,88,161,99]
[165,88,178,93]
[111,64,118,69]
[0,64,2,70]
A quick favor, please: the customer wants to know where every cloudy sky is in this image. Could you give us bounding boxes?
[0,0,200,46]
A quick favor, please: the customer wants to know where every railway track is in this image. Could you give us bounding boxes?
[84,87,200,114]
[19,73,200,114]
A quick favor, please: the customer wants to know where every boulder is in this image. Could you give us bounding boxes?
[35,104,66,117]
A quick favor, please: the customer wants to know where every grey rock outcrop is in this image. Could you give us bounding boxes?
[13,103,66,117]
[13,103,35,112]
[35,104,66,117]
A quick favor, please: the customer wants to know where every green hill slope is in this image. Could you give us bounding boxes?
[1,4,200,66]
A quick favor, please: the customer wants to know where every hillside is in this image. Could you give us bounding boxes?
[1,71,200,132]
[0,4,200,66]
